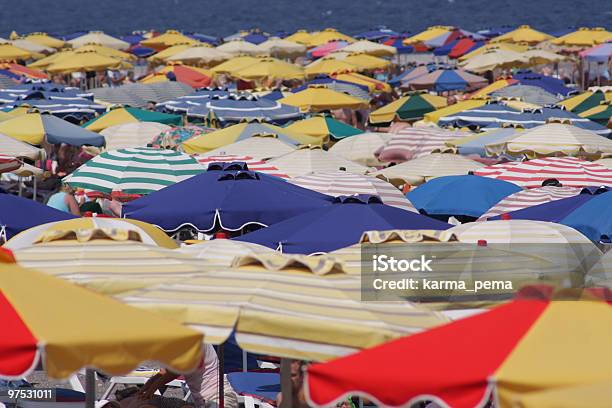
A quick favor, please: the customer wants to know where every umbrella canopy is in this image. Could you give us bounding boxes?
[375,127,467,162]
[293,76,370,100]
[304,57,359,77]
[310,41,349,58]
[0,132,42,160]
[210,55,260,74]
[514,382,612,408]
[177,239,275,267]
[123,165,333,232]
[579,100,612,127]
[580,42,612,62]
[306,29,356,47]
[22,32,65,49]
[0,113,104,146]
[403,26,454,44]
[284,29,312,44]
[560,191,612,243]
[305,286,612,408]
[195,155,289,179]
[460,48,528,73]
[521,48,566,65]
[551,27,612,47]
[166,44,231,64]
[586,250,612,288]
[490,84,560,105]
[490,25,554,44]
[331,52,391,71]
[0,257,203,379]
[390,65,434,87]
[216,39,262,56]
[100,122,171,150]
[151,124,213,150]
[187,94,302,124]
[424,98,489,123]
[513,70,573,97]
[190,136,296,161]
[4,38,53,54]
[148,43,196,62]
[181,122,317,154]
[372,153,485,186]
[289,171,416,212]
[332,72,391,93]
[140,63,214,88]
[90,82,195,108]
[120,252,447,361]
[267,146,370,177]
[558,88,612,114]
[256,38,307,58]
[474,157,612,188]
[0,43,35,61]
[0,154,21,174]
[68,31,130,50]
[0,194,76,242]
[45,50,128,73]
[84,107,182,132]
[328,132,391,166]
[404,68,488,92]
[237,195,449,254]
[140,30,199,50]
[459,42,528,62]
[341,40,397,57]
[279,86,368,111]
[370,93,447,124]
[448,128,519,158]
[65,147,203,195]
[232,57,304,80]
[407,174,522,219]
[285,115,363,141]
[470,78,519,98]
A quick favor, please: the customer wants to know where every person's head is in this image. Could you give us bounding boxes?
[60,182,74,194]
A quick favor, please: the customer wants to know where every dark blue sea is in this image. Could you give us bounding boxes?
[1,0,610,38]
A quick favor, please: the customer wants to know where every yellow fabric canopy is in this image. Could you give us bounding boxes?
[424,99,489,123]
[404,26,454,44]
[0,43,34,61]
[140,30,199,50]
[279,87,368,111]
[232,58,304,80]
[333,52,391,70]
[46,50,128,73]
[304,57,359,77]
[305,29,356,47]
[284,30,313,45]
[552,27,612,46]
[491,25,554,44]
[211,56,261,74]
[333,72,392,93]
[23,32,65,49]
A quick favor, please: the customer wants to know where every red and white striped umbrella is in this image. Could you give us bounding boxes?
[0,154,21,174]
[195,154,290,179]
[289,171,417,212]
[375,127,467,163]
[474,157,612,188]
[478,186,582,220]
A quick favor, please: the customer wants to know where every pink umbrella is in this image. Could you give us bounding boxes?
[375,127,466,162]
[310,41,349,58]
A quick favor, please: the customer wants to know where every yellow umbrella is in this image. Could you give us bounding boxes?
[27,49,73,69]
[216,39,262,56]
[256,38,307,58]
[279,86,369,111]
[68,31,130,50]
[211,55,260,74]
[284,29,313,45]
[0,43,33,61]
[149,43,196,62]
[459,42,528,62]
[140,29,199,50]
[424,98,489,123]
[46,49,128,73]
[404,26,454,44]
[6,38,54,54]
[76,44,135,61]
[332,52,391,70]
[491,25,554,44]
[232,57,304,80]
[521,48,566,65]
[552,27,612,46]
[305,28,356,47]
[341,40,397,57]
[460,48,528,73]
[513,382,612,408]
[332,72,392,93]
[23,32,65,49]
[304,57,359,77]
[167,44,231,65]
[470,78,517,98]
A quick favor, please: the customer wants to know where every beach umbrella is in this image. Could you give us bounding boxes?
[180,122,316,154]
[177,239,275,267]
[383,37,421,54]
[521,48,566,65]
[0,132,43,160]
[279,86,368,112]
[140,30,199,50]
[341,40,397,57]
[478,186,582,220]
[558,88,612,114]
[423,98,489,123]
[187,94,302,124]
[448,127,519,159]
[65,147,203,196]
[403,26,454,44]
[100,122,171,150]
[407,175,522,219]
[90,82,195,108]
[310,41,349,58]
[195,155,290,179]
[29,47,131,71]
[0,113,104,146]
[191,136,296,160]
[469,78,518,98]
[293,76,370,100]
[490,84,560,105]
[45,50,129,73]
[140,63,214,88]
[355,27,399,41]
[375,127,466,162]
[304,57,359,77]
[305,29,356,47]
[3,38,53,54]
[0,257,203,381]
[84,106,182,132]
[579,102,612,127]
[487,122,612,158]
[460,48,528,73]
[586,250,612,287]
[370,93,447,125]
[210,55,260,74]
[305,286,612,408]
[0,194,76,242]
[447,38,486,59]
[328,132,391,166]
[71,44,135,61]
[474,157,612,188]
[580,42,612,62]
[256,38,307,58]
[560,191,612,243]
[372,153,485,186]
[285,114,363,141]
[68,31,130,50]
[284,29,313,45]
[232,57,304,80]
[21,32,65,49]
[267,146,370,177]
[514,382,612,408]
[216,39,262,56]
[551,27,612,47]
[148,43,197,62]
[237,195,449,254]
[289,171,416,212]
[458,42,528,62]
[332,72,392,92]
[166,44,232,64]
[120,252,447,360]
[490,25,554,44]
[331,52,391,70]
[594,157,612,168]
[151,124,213,150]
[0,62,48,80]
[512,70,573,97]
[123,165,333,232]
[404,68,488,92]
[0,43,35,61]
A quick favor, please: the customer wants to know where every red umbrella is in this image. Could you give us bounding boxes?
[448,38,477,59]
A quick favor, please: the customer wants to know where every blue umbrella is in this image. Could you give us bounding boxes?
[186,33,220,45]
[120,34,146,45]
[243,32,269,45]
[489,187,609,222]
[407,175,522,220]
[236,194,451,254]
[355,27,400,41]
[0,193,76,241]
[31,114,105,146]
[131,46,156,58]
[123,163,334,232]
[383,37,415,55]
[476,26,514,38]
[293,76,370,100]
[560,190,612,243]
[455,128,519,158]
[512,70,574,97]
[156,88,232,113]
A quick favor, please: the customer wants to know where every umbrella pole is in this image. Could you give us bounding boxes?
[242,350,247,372]
[218,343,224,408]
[18,176,22,196]
[279,358,293,408]
[33,177,37,202]
[85,368,96,408]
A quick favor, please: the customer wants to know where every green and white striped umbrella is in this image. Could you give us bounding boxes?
[65,147,203,195]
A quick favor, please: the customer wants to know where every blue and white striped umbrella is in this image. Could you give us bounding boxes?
[187,94,302,124]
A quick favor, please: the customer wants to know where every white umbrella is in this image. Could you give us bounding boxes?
[329,132,391,166]
[267,146,370,177]
[167,44,232,64]
[101,122,171,150]
[68,31,130,50]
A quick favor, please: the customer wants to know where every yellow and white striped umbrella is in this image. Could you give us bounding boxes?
[216,39,262,56]
[120,253,448,361]
[370,153,485,186]
[101,122,171,150]
[194,135,296,161]
[267,145,370,177]
[177,239,276,267]
[340,40,397,57]
[328,132,391,166]
[256,38,307,58]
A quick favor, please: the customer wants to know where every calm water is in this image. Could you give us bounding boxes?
[1,0,610,38]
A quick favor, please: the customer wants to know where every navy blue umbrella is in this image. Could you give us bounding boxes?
[560,189,612,243]
[123,163,334,232]
[236,194,451,254]
[513,70,574,97]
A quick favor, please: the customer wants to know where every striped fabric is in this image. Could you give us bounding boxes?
[478,186,582,221]
[586,250,612,288]
[289,171,417,212]
[474,157,612,188]
[178,240,276,267]
[197,136,296,161]
[120,254,448,361]
[0,153,20,173]
[0,133,42,160]
[376,127,469,163]
[65,147,203,195]
[328,132,391,166]
[195,155,290,179]
[267,146,370,177]
[91,82,194,108]
[101,122,171,150]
